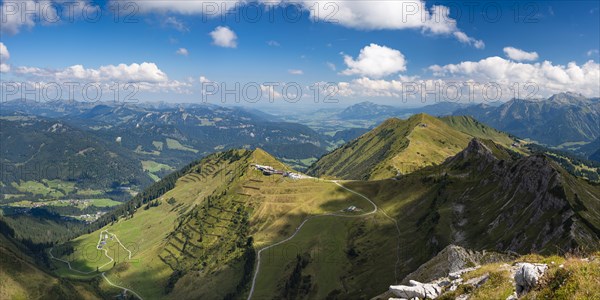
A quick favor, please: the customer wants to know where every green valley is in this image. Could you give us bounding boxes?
[32,132,599,299]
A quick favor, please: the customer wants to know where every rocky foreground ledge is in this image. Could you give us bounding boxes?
[373,245,600,300]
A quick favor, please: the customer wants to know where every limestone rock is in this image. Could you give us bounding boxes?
[389,280,442,299]
[465,273,489,288]
[401,245,512,284]
[514,263,548,295]
[449,266,479,280]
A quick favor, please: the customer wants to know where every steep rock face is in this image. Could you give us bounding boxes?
[391,138,600,258]
[485,155,580,252]
[434,140,597,254]
[400,245,513,284]
[498,155,566,211]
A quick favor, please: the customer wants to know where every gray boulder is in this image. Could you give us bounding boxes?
[389,280,442,299]
[514,263,548,295]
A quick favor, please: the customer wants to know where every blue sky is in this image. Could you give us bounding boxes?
[0,0,599,107]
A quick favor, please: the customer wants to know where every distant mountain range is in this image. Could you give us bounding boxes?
[453,92,600,153]
[337,101,476,121]
[1,100,329,161]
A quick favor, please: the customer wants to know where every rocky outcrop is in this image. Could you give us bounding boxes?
[401,245,513,284]
[514,263,548,295]
[387,265,487,300]
[383,262,549,300]
[382,262,550,300]
[445,138,498,170]
[377,246,554,300]
[389,280,442,299]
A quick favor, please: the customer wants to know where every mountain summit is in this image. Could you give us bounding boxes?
[307,114,515,180]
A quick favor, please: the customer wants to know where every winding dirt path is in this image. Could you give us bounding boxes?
[102,272,144,300]
[247,180,402,300]
[49,230,143,300]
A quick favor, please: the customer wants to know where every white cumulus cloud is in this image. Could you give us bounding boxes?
[288,69,303,75]
[454,32,485,49]
[328,55,600,101]
[503,47,539,61]
[0,1,99,35]
[429,56,600,97]
[341,44,407,78]
[61,63,168,82]
[210,26,238,48]
[299,1,484,48]
[122,0,239,15]
[0,42,10,73]
[0,42,11,61]
[15,62,169,83]
[121,0,483,48]
[1,0,38,35]
[176,48,189,56]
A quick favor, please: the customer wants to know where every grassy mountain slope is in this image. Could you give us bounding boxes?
[0,230,99,300]
[342,139,600,283]
[439,115,515,144]
[51,149,376,299]
[307,114,517,180]
[49,140,600,299]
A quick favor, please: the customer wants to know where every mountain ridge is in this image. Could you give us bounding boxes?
[307,113,517,180]
[42,138,600,299]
